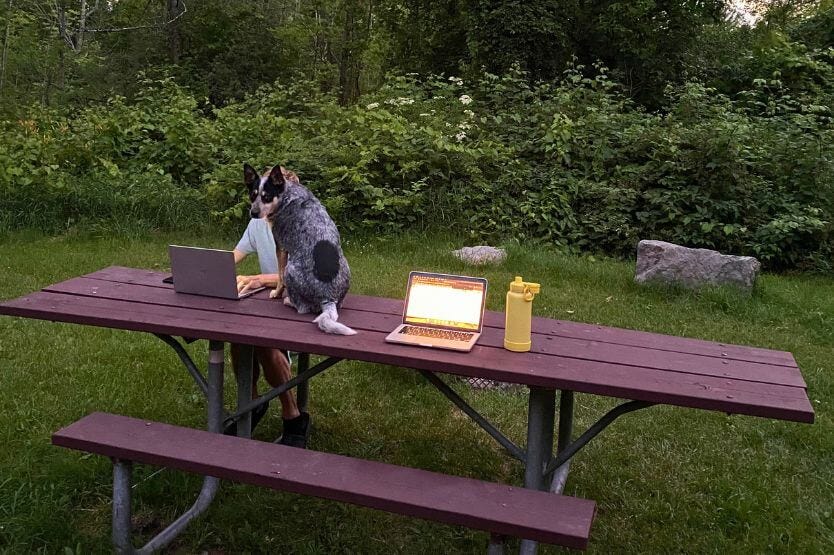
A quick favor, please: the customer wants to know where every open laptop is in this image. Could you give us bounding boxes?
[168,245,265,299]
[385,271,487,352]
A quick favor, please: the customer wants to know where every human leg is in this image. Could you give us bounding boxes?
[255,347,300,420]
[255,347,311,448]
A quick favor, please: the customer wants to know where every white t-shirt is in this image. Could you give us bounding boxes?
[235,218,280,274]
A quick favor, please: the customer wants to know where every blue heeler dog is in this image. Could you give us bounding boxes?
[244,163,356,335]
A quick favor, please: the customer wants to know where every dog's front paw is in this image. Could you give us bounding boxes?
[269,282,285,301]
[283,296,295,308]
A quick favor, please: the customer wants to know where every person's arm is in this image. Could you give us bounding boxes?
[235,218,285,294]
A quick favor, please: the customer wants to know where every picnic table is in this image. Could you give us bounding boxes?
[0,266,814,554]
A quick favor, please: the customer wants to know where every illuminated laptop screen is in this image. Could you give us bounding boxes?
[404,273,486,331]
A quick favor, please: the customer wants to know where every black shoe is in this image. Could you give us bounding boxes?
[223,401,269,436]
[276,412,310,448]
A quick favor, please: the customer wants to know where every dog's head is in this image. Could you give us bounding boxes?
[243,163,286,220]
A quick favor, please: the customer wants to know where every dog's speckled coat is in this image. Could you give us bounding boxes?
[245,164,355,335]
[272,179,351,314]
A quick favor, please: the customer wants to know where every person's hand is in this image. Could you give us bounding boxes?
[237,274,264,294]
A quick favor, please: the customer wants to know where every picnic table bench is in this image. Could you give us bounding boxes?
[0,266,814,554]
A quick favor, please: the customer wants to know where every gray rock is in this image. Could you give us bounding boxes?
[635,240,761,292]
[452,246,506,265]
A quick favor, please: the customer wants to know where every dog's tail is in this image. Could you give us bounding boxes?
[313,302,357,335]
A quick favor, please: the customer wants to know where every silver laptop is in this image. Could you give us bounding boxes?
[168,245,265,300]
[385,272,488,352]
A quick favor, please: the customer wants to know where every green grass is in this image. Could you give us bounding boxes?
[0,230,832,554]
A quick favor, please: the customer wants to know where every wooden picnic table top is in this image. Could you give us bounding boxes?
[0,266,814,424]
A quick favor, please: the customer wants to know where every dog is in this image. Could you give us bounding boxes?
[244,163,356,336]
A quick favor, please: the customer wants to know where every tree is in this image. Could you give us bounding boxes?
[1,0,12,93]
[466,0,726,106]
[377,0,468,77]
[335,0,374,105]
[167,0,183,63]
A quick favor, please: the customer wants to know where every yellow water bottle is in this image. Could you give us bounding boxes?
[504,276,541,352]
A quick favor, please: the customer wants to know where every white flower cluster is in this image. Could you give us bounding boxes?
[464,109,475,118]
[385,97,415,106]
[366,102,380,110]
[458,122,472,130]
[455,131,467,142]
[459,95,473,105]
[448,76,464,86]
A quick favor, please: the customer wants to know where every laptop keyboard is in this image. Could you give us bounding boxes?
[400,325,475,342]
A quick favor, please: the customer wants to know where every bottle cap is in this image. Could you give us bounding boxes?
[510,276,526,293]
[510,276,541,296]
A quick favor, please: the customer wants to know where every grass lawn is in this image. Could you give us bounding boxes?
[0,229,831,554]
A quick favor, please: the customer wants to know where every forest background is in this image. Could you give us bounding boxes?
[1,0,832,271]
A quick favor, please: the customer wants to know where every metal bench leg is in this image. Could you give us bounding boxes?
[112,460,134,554]
[519,387,556,555]
[110,341,225,554]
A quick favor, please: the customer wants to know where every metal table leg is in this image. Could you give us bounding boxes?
[488,533,507,555]
[110,340,225,554]
[519,387,556,555]
[234,344,254,439]
[296,353,310,412]
[550,390,574,494]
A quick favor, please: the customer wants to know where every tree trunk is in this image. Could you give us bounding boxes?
[338,6,359,106]
[57,45,65,89]
[338,8,353,105]
[43,68,52,106]
[76,0,87,51]
[167,0,182,63]
[1,0,12,93]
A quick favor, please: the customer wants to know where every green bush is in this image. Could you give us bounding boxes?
[0,69,831,270]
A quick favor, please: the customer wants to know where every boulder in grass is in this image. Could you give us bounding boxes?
[452,246,507,266]
[635,240,761,293]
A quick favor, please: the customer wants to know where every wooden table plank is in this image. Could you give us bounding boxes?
[0,290,814,423]
[42,277,806,389]
[85,266,798,367]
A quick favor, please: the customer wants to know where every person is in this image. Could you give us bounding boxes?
[231,217,310,448]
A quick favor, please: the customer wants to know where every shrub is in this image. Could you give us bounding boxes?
[1,68,831,270]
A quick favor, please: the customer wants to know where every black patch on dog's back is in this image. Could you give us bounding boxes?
[313,240,340,282]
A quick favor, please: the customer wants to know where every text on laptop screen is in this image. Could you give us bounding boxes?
[404,274,485,331]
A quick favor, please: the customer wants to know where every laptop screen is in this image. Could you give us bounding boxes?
[404,272,487,331]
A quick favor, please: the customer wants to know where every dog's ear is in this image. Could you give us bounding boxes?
[243,163,259,191]
[268,165,286,193]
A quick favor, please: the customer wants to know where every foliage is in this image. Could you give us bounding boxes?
[1,64,831,270]
[465,0,726,106]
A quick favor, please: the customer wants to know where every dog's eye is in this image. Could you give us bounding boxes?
[249,190,258,201]
[261,193,274,202]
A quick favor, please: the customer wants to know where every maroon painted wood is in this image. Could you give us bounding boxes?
[1,289,813,422]
[85,266,798,366]
[0,267,814,423]
[43,277,805,388]
[53,412,596,549]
